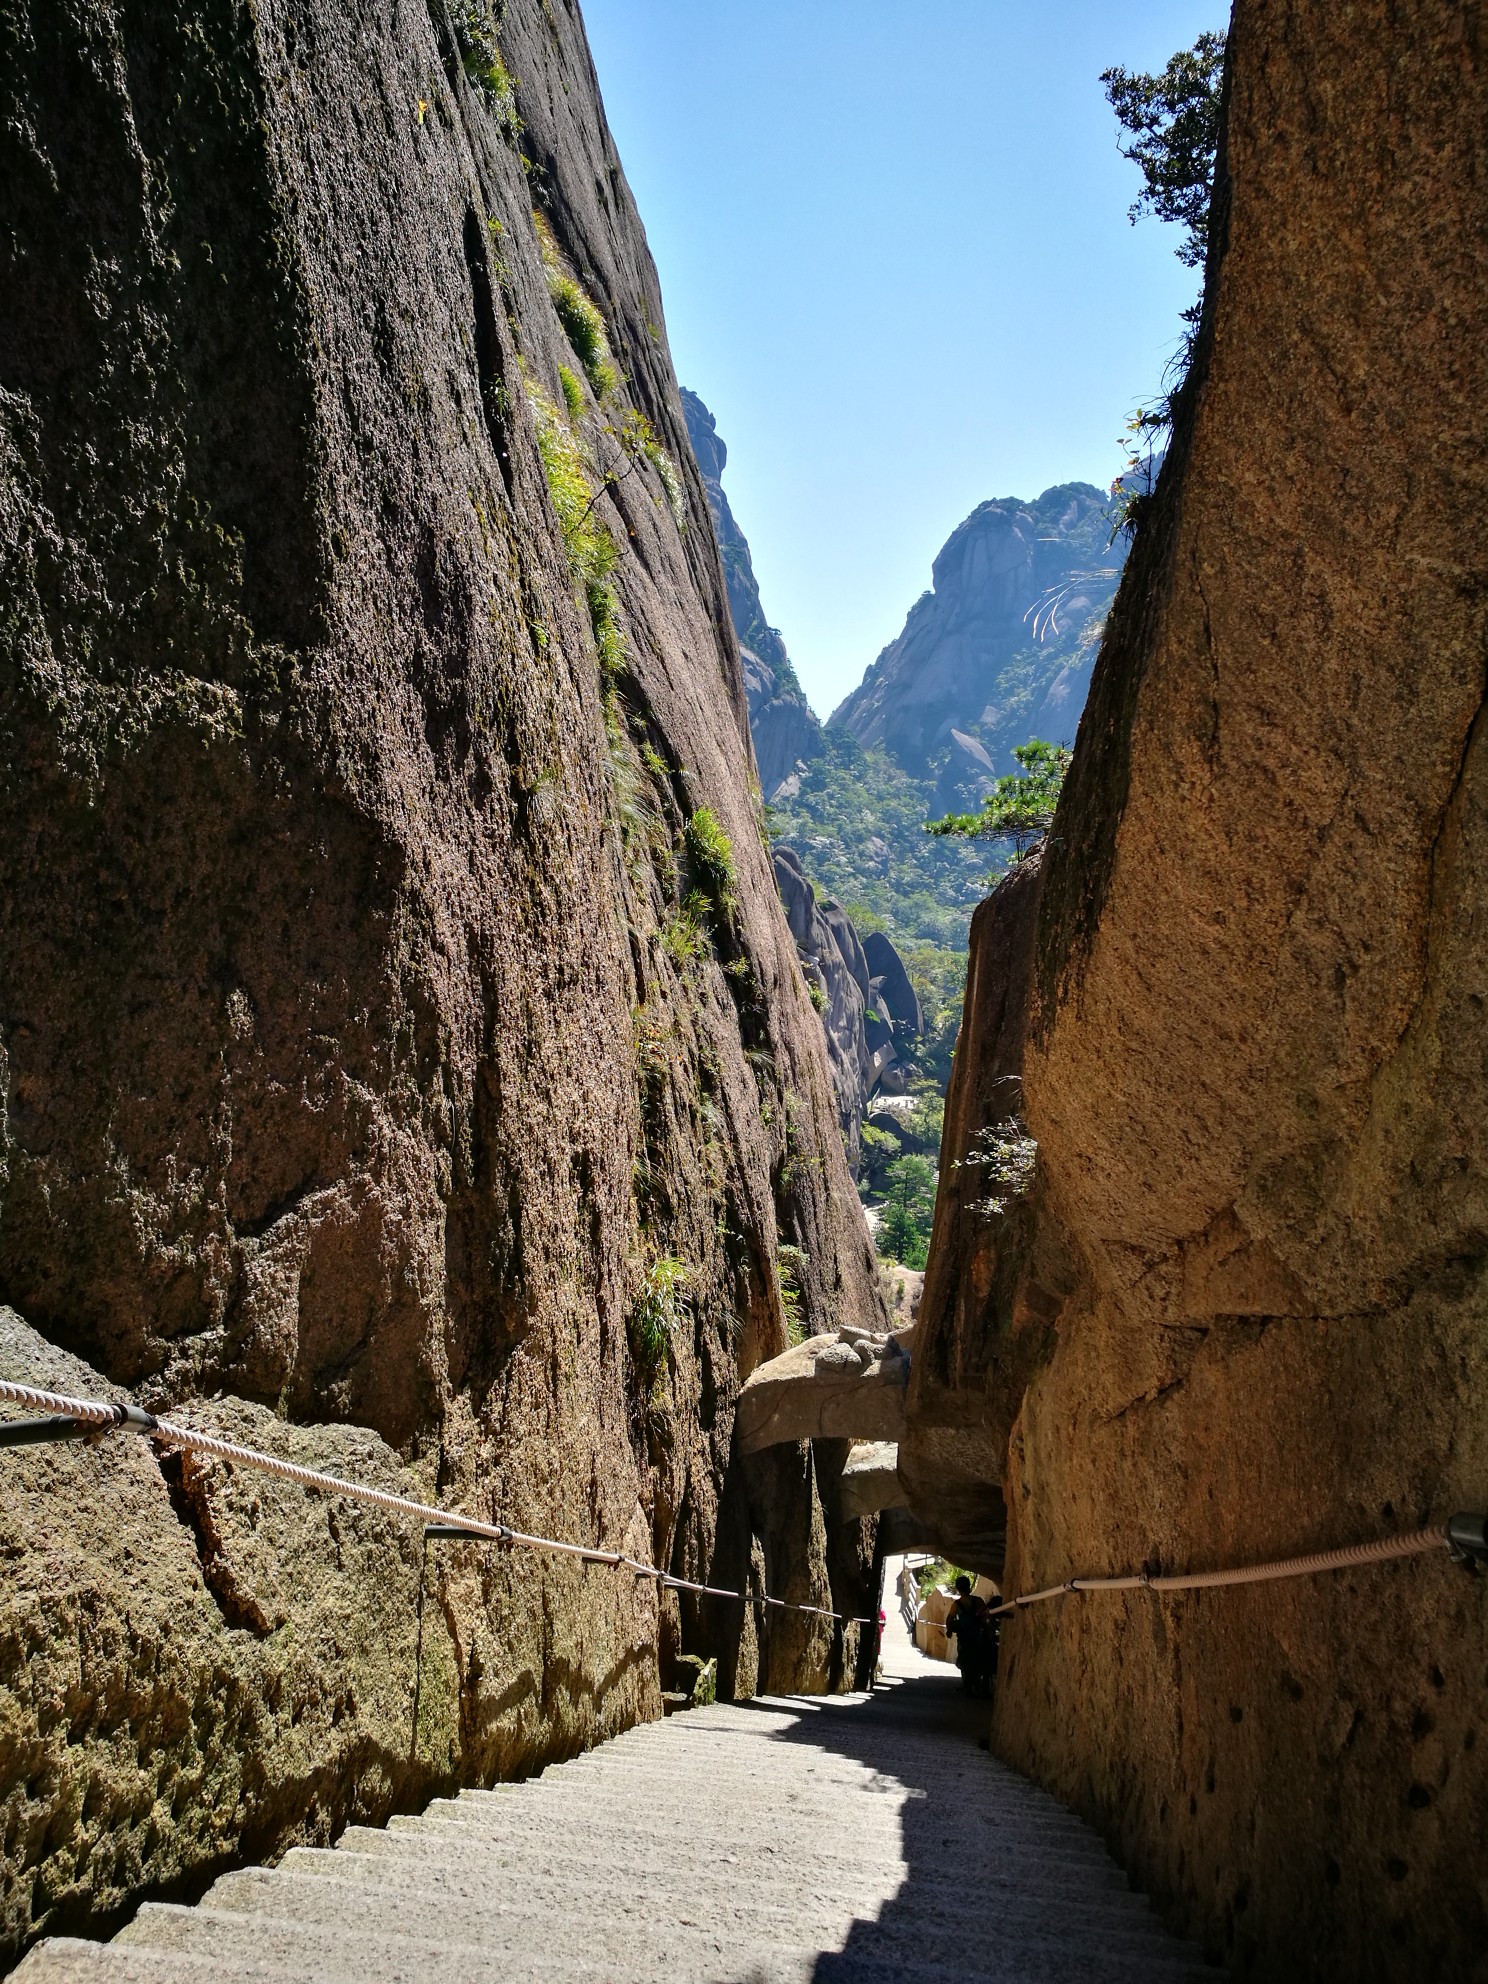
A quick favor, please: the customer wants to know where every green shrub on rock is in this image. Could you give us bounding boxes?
[685,806,737,910]
[534,211,618,399]
[630,1255,687,1372]
[450,0,521,132]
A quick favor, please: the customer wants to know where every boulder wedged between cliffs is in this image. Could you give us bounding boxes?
[735,1327,913,1453]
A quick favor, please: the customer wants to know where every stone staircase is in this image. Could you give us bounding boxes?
[18,1662,1212,1983]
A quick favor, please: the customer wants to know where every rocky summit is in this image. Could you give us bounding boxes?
[831,484,1123,810]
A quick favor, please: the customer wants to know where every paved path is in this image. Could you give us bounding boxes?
[19,1607,1210,1983]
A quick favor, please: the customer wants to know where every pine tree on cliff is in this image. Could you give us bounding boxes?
[925,740,1071,858]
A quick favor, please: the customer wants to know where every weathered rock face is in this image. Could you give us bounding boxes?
[910,7,1488,1978]
[862,932,923,1037]
[0,0,882,1959]
[770,847,923,1166]
[831,485,1123,808]
[898,850,1066,1577]
[681,390,823,799]
[772,848,872,1164]
[838,1440,905,1522]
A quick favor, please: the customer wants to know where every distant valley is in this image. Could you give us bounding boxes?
[683,392,1124,959]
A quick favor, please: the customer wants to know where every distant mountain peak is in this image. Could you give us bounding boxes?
[830,481,1125,812]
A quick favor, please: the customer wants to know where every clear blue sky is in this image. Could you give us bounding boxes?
[582,1,1224,718]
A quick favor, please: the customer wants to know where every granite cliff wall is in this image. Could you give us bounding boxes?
[0,0,881,1960]
[910,6,1488,1977]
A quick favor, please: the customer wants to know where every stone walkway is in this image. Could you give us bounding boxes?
[19,1603,1211,1983]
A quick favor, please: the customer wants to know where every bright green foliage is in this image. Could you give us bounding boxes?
[557,363,585,420]
[662,894,708,969]
[1102,31,1227,272]
[914,1557,971,1599]
[857,1123,901,1199]
[805,975,827,1016]
[534,212,618,399]
[767,729,989,951]
[877,1154,937,1270]
[685,806,738,909]
[526,381,614,585]
[588,579,625,679]
[926,740,1071,856]
[618,408,685,526]
[858,1081,945,1198]
[904,1084,945,1157]
[776,1243,809,1346]
[450,0,521,131]
[631,1255,687,1372]
[527,379,628,681]
[896,943,968,1094]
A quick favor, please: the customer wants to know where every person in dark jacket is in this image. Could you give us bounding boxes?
[971,1599,1000,1699]
[945,1576,982,1692]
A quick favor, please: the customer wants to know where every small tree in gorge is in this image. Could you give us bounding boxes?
[925,740,1071,858]
[1102,30,1228,521]
[1101,32,1228,276]
[878,1155,937,1271]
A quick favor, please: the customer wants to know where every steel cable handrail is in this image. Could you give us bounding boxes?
[0,1378,873,1625]
[986,1524,1453,1619]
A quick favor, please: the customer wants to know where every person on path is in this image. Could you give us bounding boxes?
[970,1599,1000,1699]
[945,1576,982,1692]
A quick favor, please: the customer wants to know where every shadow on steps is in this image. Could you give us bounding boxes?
[732,1667,1213,1983]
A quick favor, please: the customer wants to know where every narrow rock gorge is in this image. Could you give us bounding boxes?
[907,4,1488,1978]
[0,0,882,1961]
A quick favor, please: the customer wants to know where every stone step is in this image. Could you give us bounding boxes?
[445,1780,1113,1854]
[329,1813,1132,1889]
[204,1856,1186,1957]
[22,1926,1208,1984]
[16,1946,242,1984]
[19,1671,1210,1983]
[111,1901,1209,1984]
[280,1838,1156,1922]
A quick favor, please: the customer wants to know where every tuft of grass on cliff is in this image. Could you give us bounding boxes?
[533,211,617,400]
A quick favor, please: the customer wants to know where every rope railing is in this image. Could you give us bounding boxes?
[985,1519,1480,1619]
[5,1377,1483,1634]
[0,1378,874,1627]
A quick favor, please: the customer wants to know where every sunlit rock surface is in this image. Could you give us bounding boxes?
[908,7,1488,1977]
[735,1328,912,1454]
